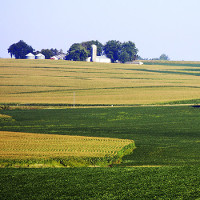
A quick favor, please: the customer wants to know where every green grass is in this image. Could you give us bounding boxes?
[0,167,200,199]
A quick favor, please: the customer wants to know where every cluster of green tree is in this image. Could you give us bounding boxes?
[65,40,103,61]
[66,40,138,63]
[104,40,138,63]
[8,40,64,59]
[150,54,170,61]
[8,40,34,59]
[39,49,64,59]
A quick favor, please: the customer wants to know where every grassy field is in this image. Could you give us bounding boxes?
[0,106,200,166]
[1,167,199,200]
[1,59,200,105]
[0,106,200,199]
[1,59,200,199]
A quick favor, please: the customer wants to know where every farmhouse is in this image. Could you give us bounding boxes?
[50,56,58,60]
[50,54,66,60]
[86,44,111,63]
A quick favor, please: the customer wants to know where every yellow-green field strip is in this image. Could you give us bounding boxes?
[0,131,133,159]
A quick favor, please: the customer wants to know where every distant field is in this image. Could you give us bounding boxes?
[1,59,200,105]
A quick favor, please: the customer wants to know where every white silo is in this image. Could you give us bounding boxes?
[25,53,35,59]
[35,53,45,59]
[91,44,97,62]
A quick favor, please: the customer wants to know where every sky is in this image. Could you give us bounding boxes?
[1,0,200,61]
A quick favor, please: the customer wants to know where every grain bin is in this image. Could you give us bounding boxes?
[35,53,45,59]
[25,53,35,59]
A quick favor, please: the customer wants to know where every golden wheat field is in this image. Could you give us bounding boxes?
[0,131,133,159]
[1,59,200,105]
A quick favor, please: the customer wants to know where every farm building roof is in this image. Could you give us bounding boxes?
[36,53,45,57]
[26,53,35,56]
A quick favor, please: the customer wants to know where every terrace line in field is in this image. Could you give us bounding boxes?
[0,131,134,159]
[1,59,200,105]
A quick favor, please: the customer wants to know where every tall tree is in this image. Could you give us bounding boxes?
[119,50,129,63]
[40,49,54,59]
[50,48,59,56]
[81,40,103,57]
[103,40,122,63]
[40,48,64,59]
[119,41,138,63]
[159,54,170,60]
[8,40,34,59]
[66,43,88,61]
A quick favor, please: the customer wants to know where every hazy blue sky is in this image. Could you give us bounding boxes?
[1,0,200,61]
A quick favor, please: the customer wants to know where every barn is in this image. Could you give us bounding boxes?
[96,55,111,63]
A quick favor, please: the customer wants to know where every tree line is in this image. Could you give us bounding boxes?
[65,40,138,63]
[8,40,139,63]
[8,40,170,62]
[8,40,64,59]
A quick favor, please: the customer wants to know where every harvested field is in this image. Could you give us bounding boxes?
[1,59,200,105]
[0,131,134,159]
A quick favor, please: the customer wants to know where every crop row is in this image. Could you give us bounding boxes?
[1,59,200,105]
[0,131,135,166]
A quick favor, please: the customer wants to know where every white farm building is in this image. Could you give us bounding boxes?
[25,53,35,59]
[86,55,111,63]
[50,56,58,60]
[50,54,66,60]
[25,53,45,59]
[35,53,45,59]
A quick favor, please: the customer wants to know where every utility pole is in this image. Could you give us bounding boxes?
[73,92,75,108]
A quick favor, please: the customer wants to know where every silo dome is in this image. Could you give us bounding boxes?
[35,53,45,59]
[25,53,35,59]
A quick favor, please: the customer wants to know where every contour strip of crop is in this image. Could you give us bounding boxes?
[0,131,134,159]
